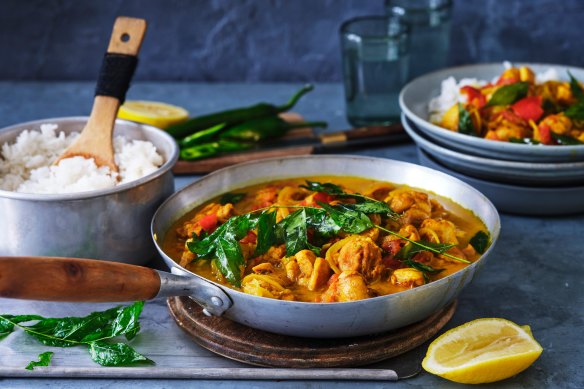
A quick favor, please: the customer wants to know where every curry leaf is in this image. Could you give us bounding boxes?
[278,209,321,256]
[305,207,340,245]
[89,341,153,367]
[486,82,529,106]
[568,71,584,101]
[469,231,490,254]
[396,241,456,261]
[318,202,373,234]
[458,103,477,136]
[564,102,584,120]
[550,132,584,145]
[300,181,344,195]
[219,192,245,205]
[25,351,54,370]
[253,211,277,256]
[402,259,444,283]
[213,236,246,287]
[0,302,151,368]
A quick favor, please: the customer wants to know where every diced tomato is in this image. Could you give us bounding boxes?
[239,231,257,244]
[511,96,543,122]
[538,123,553,145]
[460,86,486,108]
[198,214,218,233]
[313,192,333,204]
[501,109,526,125]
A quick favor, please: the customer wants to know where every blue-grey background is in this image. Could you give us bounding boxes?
[1,0,583,81]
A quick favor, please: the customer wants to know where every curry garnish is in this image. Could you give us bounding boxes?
[0,301,152,369]
[25,351,54,370]
[485,82,529,107]
[186,181,472,286]
[219,192,246,205]
[469,230,490,254]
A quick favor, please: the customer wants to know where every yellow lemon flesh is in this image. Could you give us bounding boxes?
[422,318,543,384]
[118,100,189,129]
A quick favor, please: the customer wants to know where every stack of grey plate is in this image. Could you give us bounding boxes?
[399,63,584,216]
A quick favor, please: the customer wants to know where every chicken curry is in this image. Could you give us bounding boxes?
[163,176,490,303]
[434,65,584,145]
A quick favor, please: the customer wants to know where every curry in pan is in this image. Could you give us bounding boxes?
[163,176,490,303]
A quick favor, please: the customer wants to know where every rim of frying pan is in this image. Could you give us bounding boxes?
[152,154,501,307]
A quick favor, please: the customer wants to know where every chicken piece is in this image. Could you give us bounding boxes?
[441,104,459,131]
[390,268,425,288]
[539,114,572,135]
[419,218,459,245]
[283,250,331,291]
[320,271,372,302]
[336,235,383,282]
[519,66,535,83]
[385,189,432,226]
[307,258,331,291]
[252,262,276,274]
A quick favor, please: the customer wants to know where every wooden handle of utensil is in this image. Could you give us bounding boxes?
[0,256,161,302]
[320,123,404,144]
[107,16,147,55]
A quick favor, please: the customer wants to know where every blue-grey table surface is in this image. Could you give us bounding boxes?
[0,82,582,389]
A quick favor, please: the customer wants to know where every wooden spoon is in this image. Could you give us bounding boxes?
[54,17,147,173]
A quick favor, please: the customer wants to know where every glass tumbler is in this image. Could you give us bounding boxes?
[386,0,452,80]
[340,16,409,127]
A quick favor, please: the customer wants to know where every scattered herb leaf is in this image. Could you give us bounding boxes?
[219,192,245,205]
[0,302,152,369]
[551,132,584,145]
[564,102,584,120]
[402,259,445,283]
[253,211,277,256]
[458,104,477,136]
[277,208,321,256]
[568,71,584,101]
[486,82,529,106]
[469,231,490,254]
[318,202,374,234]
[396,241,456,261]
[25,351,54,370]
[300,181,344,195]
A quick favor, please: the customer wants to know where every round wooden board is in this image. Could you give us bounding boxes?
[167,296,456,368]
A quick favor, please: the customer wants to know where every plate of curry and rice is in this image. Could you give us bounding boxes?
[400,62,584,162]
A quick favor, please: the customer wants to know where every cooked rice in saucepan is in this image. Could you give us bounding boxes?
[0,124,164,194]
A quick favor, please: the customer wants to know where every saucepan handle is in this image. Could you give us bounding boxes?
[0,256,232,316]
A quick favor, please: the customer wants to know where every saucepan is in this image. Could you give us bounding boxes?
[0,156,500,338]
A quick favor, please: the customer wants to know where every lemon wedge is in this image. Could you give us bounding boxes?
[118,100,189,129]
[422,318,543,384]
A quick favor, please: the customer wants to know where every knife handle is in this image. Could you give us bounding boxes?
[320,123,404,144]
[0,256,160,302]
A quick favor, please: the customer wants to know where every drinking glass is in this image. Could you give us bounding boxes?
[340,16,409,127]
[386,0,452,80]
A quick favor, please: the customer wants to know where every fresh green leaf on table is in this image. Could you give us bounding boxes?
[486,82,529,106]
[0,302,152,368]
[25,351,54,370]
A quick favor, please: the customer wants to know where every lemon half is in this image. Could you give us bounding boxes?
[422,318,543,384]
[118,100,189,129]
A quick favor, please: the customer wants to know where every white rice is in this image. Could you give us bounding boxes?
[0,124,164,194]
[428,64,562,124]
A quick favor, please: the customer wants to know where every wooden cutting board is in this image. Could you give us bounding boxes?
[167,296,456,368]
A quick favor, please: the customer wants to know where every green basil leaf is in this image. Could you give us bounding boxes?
[319,202,373,234]
[551,132,584,145]
[568,71,584,101]
[88,341,154,367]
[458,103,477,136]
[25,351,54,370]
[219,192,245,205]
[469,231,490,254]
[486,82,529,106]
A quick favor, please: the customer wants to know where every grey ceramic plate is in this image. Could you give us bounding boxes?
[399,63,584,162]
[417,148,584,216]
[402,113,584,187]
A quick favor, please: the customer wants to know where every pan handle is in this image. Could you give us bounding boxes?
[0,256,232,316]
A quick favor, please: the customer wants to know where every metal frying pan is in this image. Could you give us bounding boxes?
[0,156,500,338]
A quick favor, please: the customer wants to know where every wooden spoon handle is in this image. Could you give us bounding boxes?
[107,16,147,55]
[0,256,160,302]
